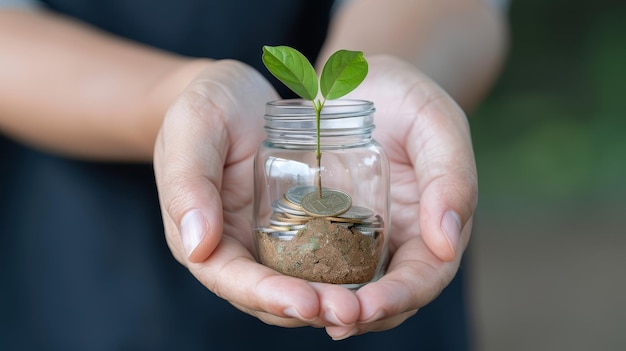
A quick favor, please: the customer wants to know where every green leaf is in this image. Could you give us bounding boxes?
[262,46,318,101]
[320,50,368,100]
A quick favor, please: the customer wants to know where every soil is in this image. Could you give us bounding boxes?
[257,218,382,284]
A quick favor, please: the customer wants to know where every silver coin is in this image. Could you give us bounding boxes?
[362,221,383,228]
[271,200,284,213]
[272,212,309,224]
[352,218,378,227]
[269,217,296,227]
[256,227,276,233]
[353,226,385,236]
[272,199,307,216]
[281,194,304,210]
[284,185,320,206]
[275,231,298,240]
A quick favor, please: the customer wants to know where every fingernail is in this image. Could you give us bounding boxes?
[284,306,313,322]
[180,209,207,258]
[441,210,461,257]
[325,310,349,326]
[360,309,385,324]
[332,327,359,341]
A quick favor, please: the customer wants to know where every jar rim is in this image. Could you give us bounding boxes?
[266,99,375,118]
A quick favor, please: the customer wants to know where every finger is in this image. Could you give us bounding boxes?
[308,282,361,327]
[154,60,276,263]
[187,235,323,324]
[154,85,229,263]
[406,87,478,262]
[325,310,418,340]
[326,235,458,338]
[230,301,318,328]
[353,235,460,325]
[189,243,362,328]
[230,281,361,328]
[346,56,477,261]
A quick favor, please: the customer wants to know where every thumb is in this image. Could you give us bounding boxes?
[155,60,277,264]
[419,173,477,262]
[409,93,478,262]
[154,85,229,264]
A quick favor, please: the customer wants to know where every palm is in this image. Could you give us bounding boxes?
[155,57,477,337]
[156,60,348,328]
[321,56,477,335]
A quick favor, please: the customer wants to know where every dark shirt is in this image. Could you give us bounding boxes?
[0,1,470,350]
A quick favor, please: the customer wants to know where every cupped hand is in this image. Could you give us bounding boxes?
[153,59,363,329]
[153,56,477,340]
[322,55,478,339]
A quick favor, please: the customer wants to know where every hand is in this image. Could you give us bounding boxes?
[153,56,477,339]
[322,55,478,338]
[154,59,364,329]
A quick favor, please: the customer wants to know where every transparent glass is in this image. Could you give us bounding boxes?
[253,99,390,288]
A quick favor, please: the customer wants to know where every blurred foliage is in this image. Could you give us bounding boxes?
[469,0,626,208]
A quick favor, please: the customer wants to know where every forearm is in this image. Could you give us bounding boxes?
[0,9,208,161]
[320,0,509,111]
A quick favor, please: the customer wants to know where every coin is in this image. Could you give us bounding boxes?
[353,226,384,239]
[281,194,304,210]
[256,227,277,233]
[338,205,374,220]
[276,231,299,239]
[282,211,311,220]
[325,215,364,224]
[300,188,352,217]
[272,213,308,224]
[284,185,319,206]
[269,217,296,227]
[259,187,384,243]
[269,225,292,231]
[272,199,307,216]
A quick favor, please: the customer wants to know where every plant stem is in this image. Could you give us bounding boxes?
[314,99,325,198]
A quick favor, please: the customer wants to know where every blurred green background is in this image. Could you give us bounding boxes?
[467,1,626,350]
[473,0,626,207]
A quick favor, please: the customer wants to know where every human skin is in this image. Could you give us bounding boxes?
[153,56,479,340]
[0,0,507,341]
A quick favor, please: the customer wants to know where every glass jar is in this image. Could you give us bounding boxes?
[253,99,389,288]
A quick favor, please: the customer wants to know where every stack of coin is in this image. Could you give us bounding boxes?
[257,184,384,240]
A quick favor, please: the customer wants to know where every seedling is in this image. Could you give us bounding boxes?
[262,45,368,196]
